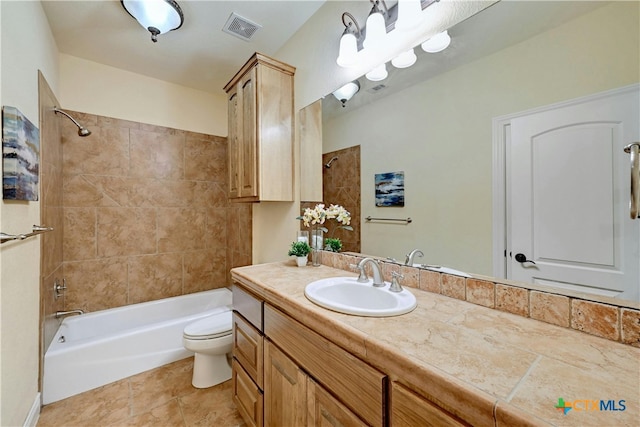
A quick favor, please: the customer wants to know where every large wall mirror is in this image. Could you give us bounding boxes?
[320,1,640,304]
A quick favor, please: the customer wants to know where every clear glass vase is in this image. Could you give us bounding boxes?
[311,228,324,267]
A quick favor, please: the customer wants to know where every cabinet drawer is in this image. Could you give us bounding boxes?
[391,382,467,427]
[232,359,263,427]
[232,284,263,331]
[264,304,386,427]
[233,312,264,388]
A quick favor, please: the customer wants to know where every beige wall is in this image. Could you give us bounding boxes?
[59,54,227,137]
[323,2,640,276]
[0,1,59,425]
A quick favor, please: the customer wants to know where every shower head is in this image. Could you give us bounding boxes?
[54,107,92,137]
[325,156,338,168]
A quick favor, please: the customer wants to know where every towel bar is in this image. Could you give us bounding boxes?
[365,216,412,224]
[1,225,54,244]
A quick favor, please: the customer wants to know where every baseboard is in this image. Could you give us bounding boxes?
[23,393,40,427]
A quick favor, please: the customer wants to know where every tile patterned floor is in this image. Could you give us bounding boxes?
[38,357,245,427]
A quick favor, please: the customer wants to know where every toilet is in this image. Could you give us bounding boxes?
[182,310,233,388]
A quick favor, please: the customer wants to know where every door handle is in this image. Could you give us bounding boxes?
[624,142,640,219]
[514,253,536,265]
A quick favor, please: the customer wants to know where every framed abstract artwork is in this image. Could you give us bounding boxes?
[2,106,39,201]
[375,171,404,207]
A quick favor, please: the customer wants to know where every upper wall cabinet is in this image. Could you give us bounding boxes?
[224,53,296,202]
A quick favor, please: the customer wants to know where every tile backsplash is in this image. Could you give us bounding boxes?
[60,112,251,312]
[321,251,640,348]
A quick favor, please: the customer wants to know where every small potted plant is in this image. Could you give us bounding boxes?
[324,237,343,253]
[288,241,311,267]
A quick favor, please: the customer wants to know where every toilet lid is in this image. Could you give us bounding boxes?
[183,311,232,340]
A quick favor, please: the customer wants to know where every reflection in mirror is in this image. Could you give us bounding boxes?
[320,1,640,304]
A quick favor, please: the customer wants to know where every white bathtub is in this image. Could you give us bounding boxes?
[42,288,232,404]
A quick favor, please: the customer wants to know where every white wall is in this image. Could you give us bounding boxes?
[0,1,59,425]
[323,2,640,275]
[59,54,227,136]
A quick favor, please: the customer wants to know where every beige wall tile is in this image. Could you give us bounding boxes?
[63,207,97,261]
[571,300,620,341]
[620,308,640,348]
[128,253,183,304]
[496,284,529,317]
[183,248,228,294]
[157,208,206,253]
[129,130,184,180]
[64,258,129,312]
[466,279,495,308]
[419,269,441,294]
[63,126,130,176]
[530,291,570,328]
[441,274,466,300]
[97,207,157,257]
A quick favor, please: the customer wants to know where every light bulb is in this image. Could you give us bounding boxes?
[363,11,387,49]
[395,0,422,31]
[336,32,358,67]
[366,63,388,82]
[421,31,451,53]
[391,49,417,69]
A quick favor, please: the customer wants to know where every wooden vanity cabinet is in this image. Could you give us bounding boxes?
[264,304,386,427]
[390,382,468,427]
[232,284,386,427]
[224,52,295,202]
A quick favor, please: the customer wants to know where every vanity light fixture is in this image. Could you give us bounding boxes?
[366,63,389,82]
[363,0,389,49]
[332,81,360,107]
[121,0,184,43]
[336,12,361,68]
[421,30,451,53]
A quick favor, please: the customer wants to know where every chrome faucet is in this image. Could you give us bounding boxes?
[404,249,424,266]
[55,309,84,319]
[356,257,385,287]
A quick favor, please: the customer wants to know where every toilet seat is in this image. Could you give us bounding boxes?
[183,311,232,340]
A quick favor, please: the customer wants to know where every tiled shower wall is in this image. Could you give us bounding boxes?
[319,145,361,253]
[60,112,251,312]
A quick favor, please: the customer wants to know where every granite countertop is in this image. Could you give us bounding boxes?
[231,261,640,427]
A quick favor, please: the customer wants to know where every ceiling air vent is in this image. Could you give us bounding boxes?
[367,84,388,94]
[222,12,262,41]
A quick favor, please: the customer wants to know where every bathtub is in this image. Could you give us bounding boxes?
[42,288,232,404]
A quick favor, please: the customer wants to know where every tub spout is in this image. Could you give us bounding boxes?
[55,309,84,319]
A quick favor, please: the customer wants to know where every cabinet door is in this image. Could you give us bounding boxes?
[264,340,307,426]
[233,312,263,388]
[240,67,257,198]
[227,86,241,198]
[390,382,467,427]
[232,359,263,427]
[308,378,367,427]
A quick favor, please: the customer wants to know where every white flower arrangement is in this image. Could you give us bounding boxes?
[298,204,352,230]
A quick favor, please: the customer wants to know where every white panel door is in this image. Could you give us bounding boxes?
[509,88,639,301]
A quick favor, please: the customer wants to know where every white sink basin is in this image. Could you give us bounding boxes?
[304,277,417,317]
[413,264,471,278]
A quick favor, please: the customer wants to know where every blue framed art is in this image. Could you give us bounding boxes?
[375,171,404,207]
[2,106,40,201]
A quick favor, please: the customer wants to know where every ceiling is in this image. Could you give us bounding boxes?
[41,0,327,95]
[42,1,608,101]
